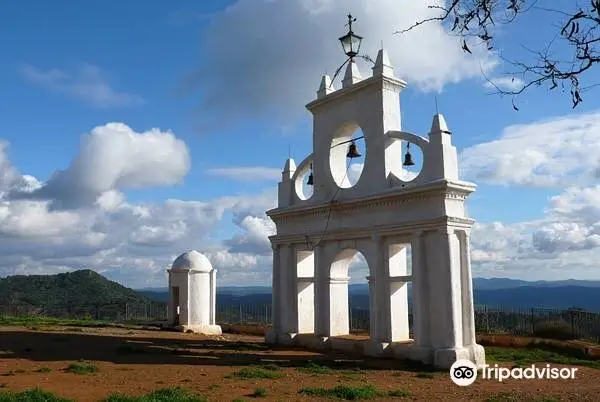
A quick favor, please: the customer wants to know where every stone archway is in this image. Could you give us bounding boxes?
[328,248,371,337]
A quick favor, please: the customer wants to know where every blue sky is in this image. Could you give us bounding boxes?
[1,0,599,287]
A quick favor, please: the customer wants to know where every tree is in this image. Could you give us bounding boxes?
[397,1,600,109]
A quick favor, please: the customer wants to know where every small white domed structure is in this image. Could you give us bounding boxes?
[167,250,221,335]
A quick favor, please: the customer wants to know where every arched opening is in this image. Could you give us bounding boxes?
[397,141,423,183]
[294,166,314,200]
[388,243,412,341]
[296,250,315,334]
[329,249,370,337]
[329,126,365,188]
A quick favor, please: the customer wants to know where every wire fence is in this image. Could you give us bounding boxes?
[2,302,599,342]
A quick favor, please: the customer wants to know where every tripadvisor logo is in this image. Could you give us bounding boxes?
[449,359,578,386]
[450,359,478,386]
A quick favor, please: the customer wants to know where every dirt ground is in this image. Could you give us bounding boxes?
[1,325,600,401]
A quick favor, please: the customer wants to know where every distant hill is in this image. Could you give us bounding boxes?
[139,280,600,311]
[0,269,152,319]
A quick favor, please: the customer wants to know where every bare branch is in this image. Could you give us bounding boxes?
[395,1,600,109]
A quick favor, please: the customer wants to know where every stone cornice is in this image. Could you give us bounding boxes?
[305,74,406,112]
[267,179,475,223]
[269,215,475,245]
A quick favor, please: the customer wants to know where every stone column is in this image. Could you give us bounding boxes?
[457,230,476,347]
[279,244,298,335]
[314,244,331,337]
[371,235,391,343]
[424,227,463,350]
[366,275,378,341]
[210,269,217,325]
[411,231,429,347]
[266,244,281,344]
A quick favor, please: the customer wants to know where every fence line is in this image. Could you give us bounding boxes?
[1,302,599,342]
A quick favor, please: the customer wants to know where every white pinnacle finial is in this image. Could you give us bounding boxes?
[317,75,334,98]
[283,158,296,173]
[372,48,394,77]
[342,60,362,88]
[430,113,450,134]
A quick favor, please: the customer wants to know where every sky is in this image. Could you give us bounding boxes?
[1,0,600,288]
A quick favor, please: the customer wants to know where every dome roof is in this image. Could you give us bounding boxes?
[171,250,213,273]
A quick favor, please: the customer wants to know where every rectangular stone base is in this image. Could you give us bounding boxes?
[265,331,485,369]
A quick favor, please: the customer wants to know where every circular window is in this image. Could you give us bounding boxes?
[329,126,365,188]
[294,164,314,200]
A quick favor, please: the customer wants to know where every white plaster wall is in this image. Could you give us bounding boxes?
[189,271,211,326]
[297,281,315,333]
[389,282,410,341]
[168,271,189,326]
[329,280,349,336]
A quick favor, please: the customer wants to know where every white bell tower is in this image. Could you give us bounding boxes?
[266,15,485,370]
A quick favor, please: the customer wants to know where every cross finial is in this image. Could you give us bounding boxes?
[346,13,356,32]
[435,94,439,114]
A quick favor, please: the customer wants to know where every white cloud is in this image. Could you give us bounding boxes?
[207,166,281,182]
[10,123,191,210]
[187,0,496,129]
[21,63,144,108]
[4,109,600,287]
[484,76,524,91]
[460,111,600,187]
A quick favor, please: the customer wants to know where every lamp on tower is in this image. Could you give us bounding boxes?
[338,13,363,60]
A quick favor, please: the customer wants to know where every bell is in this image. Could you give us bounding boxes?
[403,152,415,166]
[306,172,314,186]
[346,140,361,158]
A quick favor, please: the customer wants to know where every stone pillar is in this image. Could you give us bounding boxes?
[371,235,391,343]
[366,275,377,341]
[425,228,463,351]
[423,226,485,368]
[314,244,330,337]
[457,230,477,347]
[210,269,217,325]
[411,231,429,346]
[266,244,281,344]
[280,245,298,337]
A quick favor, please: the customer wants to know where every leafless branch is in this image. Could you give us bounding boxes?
[396,1,600,109]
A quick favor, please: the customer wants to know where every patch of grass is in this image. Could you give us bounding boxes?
[250,388,268,398]
[227,367,283,380]
[103,387,207,402]
[65,362,97,375]
[206,384,220,391]
[415,372,434,379]
[387,389,411,398]
[298,385,409,400]
[0,388,73,401]
[296,361,333,375]
[232,399,245,402]
[36,367,52,373]
[486,346,600,369]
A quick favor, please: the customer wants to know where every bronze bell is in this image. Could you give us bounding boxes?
[403,151,415,166]
[306,172,314,186]
[346,140,361,158]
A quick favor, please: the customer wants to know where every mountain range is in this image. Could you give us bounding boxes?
[1,270,599,315]
[138,278,600,311]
